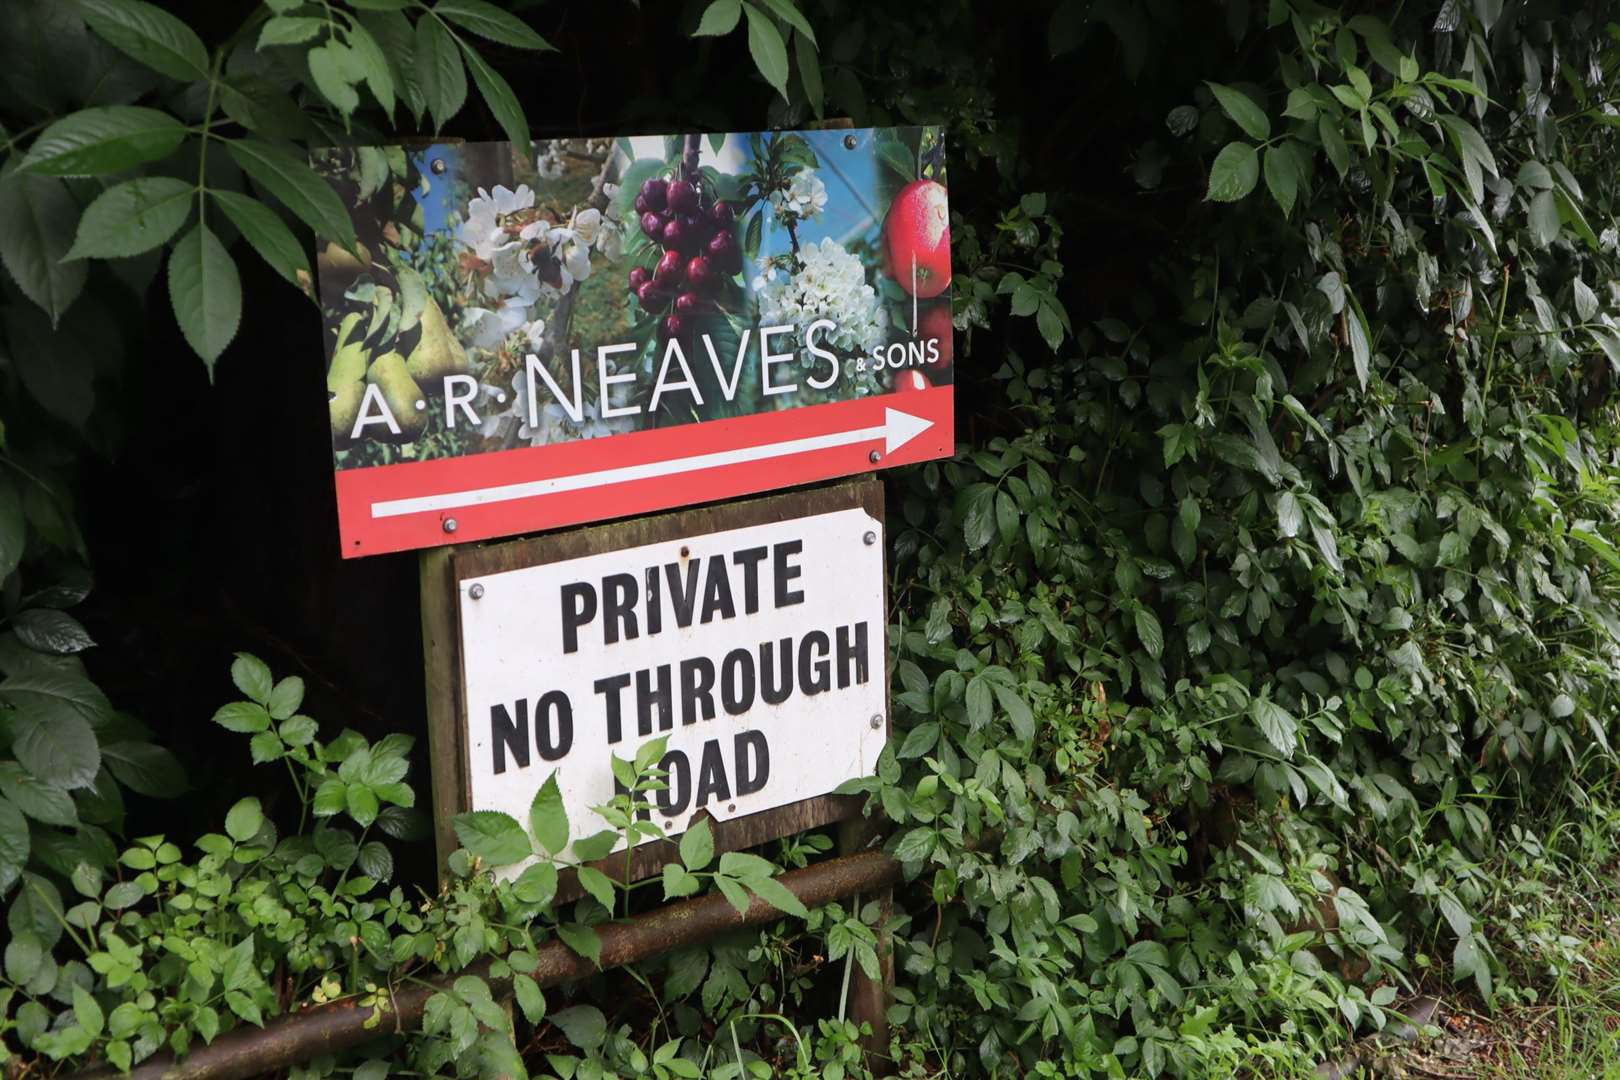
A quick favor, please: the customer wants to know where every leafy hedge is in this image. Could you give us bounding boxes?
[4,0,1620,1078]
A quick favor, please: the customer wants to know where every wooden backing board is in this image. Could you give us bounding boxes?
[419,478,889,896]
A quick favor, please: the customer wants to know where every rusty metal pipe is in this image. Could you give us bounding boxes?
[68,849,902,1080]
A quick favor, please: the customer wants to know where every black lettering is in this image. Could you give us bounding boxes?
[694,739,731,807]
[699,554,736,622]
[594,673,631,743]
[657,751,691,816]
[759,637,793,705]
[735,731,769,796]
[720,647,755,714]
[773,541,804,607]
[798,631,831,695]
[491,699,529,775]
[535,690,573,761]
[603,573,638,645]
[644,566,663,636]
[679,656,717,726]
[560,582,596,654]
[732,546,768,614]
[636,664,673,735]
[666,560,700,627]
[835,622,869,689]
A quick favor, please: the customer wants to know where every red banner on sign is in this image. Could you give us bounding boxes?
[336,386,950,556]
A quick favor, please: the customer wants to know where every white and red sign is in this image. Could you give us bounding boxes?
[312,126,954,556]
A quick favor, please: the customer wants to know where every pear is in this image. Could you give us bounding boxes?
[334,310,365,351]
[317,241,372,292]
[327,340,369,392]
[366,351,428,441]
[406,297,470,383]
[329,381,365,445]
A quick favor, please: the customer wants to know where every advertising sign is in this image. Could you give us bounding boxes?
[312,127,953,557]
[421,482,886,877]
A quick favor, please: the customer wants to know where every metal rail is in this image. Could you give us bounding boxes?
[67,849,903,1080]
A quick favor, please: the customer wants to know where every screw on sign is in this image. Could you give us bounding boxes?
[311,127,954,557]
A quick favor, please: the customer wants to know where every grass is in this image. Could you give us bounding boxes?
[1381,765,1620,1078]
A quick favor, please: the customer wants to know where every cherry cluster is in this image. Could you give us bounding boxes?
[627,176,741,338]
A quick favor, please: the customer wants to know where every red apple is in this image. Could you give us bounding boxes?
[894,370,932,393]
[917,301,954,370]
[883,179,952,298]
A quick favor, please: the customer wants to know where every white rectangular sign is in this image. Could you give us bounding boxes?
[456,505,887,861]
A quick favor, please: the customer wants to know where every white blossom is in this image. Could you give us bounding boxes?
[460,299,528,350]
[770,169,828,220]
[536,143,566,180]
[459,185,534,261]
[756,237,886,362]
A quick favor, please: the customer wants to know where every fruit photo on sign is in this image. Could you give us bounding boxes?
[309,127,950,471]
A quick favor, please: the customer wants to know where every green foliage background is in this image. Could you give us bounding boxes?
[3,0,1620,1077]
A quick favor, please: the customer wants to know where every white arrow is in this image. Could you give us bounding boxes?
[370,407,935,519]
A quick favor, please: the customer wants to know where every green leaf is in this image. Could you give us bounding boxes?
[357,840,393,881]
[453,810,533,867]
[312,779,346,816]
[746,875,809,919]
[14,610,95,654]
[22,106,186,177]
[575,866,616,910]
[76,0,211,81]
[415,15,467,131]
[794,29,823,118]
[663,863,701,898]
[225,797,263,842]
[1319,115,1350,178]
[679,817,714,871]
[265,676,304,721]
[457,38,530,154]
[513,973,546,1024]
[73,984,104,1039]
[307,42,361,115]
[897,721,940,759]
[343,22,395,115]
[695,0,742,35]
[742,2,790,101]
[512,861,557,905]
[1262,145,1301,217]
[67,176,193,260]
[4,932,44,984]
[556,923,602,967]
[433,0,553,50]
[11,707,100,790]
[1528,188,1561,247]
[168,222,242,367]
[551,1004,607,1051]
[213,701,270,733]
[0,796,29,875]
[209,189,310,291]
[345,783,379,826]
[528,772,569,856]
[1205,142,1259,202]
[1251,697,1299,756]
[1277,492,1303,537]
[225,138,357,247]
[572,828,619,862]
[0,764,77,826]
[0,171,88,324]
[1206,81,1270,140]
[257,15,323,47]
[1134,606,1164,659]
[753,0,816,45]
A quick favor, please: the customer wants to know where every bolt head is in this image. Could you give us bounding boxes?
[469,583,485,600]
[863,530,877,546]
[442,518,458,534]
[869,450,881,464]
[869,713,883,729]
